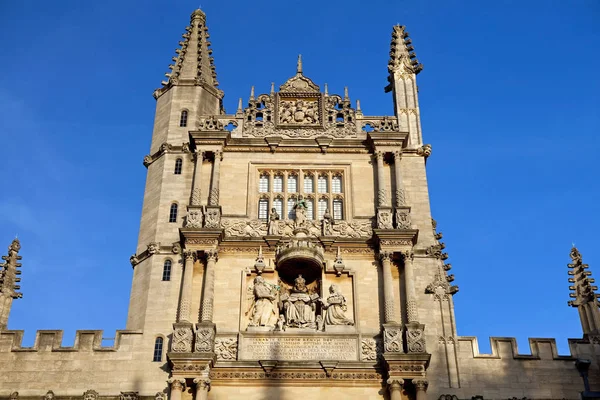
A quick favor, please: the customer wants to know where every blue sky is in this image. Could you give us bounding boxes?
[0,1,598,354]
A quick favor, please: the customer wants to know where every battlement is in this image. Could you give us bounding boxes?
[0,329,143,352]
[456,335,593,361]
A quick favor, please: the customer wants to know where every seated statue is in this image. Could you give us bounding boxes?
[321,284,354,326]
[247,276,278,327]
[280,275,319,328]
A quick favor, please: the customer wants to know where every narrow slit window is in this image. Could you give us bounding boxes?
[287,175,298,193]
[258,199,268,220]
[153,337,163,362]
[332,175,342,193]
[333,199,343,220]
[273,175,283,192]
[174,158,183,175]
[318,175,328,193]
[162,260,172,281]
[259,174,269,193]
[318,198,328,220]
[304,175,314,193]
[179,110,188,127]
[169,203,178,223]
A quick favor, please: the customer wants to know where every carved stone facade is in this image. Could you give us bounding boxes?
[0,8,596,400]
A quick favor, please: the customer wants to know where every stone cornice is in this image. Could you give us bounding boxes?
[143,142,192,168]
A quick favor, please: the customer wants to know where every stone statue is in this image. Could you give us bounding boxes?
[44,391,55,400]
[316,315,324,331]
[274,314,285,331]
[294,196,308,228]
[268,207,280,235]
[280,275,318,328]
[247,276,278,327]
[322,208,333,236]
[321,285,354,326]
[83,390,99,400]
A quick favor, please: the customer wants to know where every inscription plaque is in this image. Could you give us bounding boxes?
[240,336,358,361]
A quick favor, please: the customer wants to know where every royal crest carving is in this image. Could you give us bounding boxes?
[279,98,320,125]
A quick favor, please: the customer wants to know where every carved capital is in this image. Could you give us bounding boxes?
[375,150,386,160]
[387,378,404,388]
[168,377,186,391]
[214,149,223,161]
[194,377,211,391]
[205,249,218,263]
[379,251,393,263]
[183,249,196,261]
[413,379,428,391]
[393,149,402,161]
[402,249,414,262]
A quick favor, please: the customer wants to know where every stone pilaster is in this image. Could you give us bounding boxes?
[168,378,185,400]
[393,150,412,229]
[387,378,404,400]
[208,150,222,206]
[414,379,429,400]
[191,150,204,206]
[201,249,218,322]
[403,250,418,323]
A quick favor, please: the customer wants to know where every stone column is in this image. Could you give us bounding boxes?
[178,250,196,322]
[414,379,428,400]
[375,150,387,207]
[201,250,218,322]
[168,378,185,400]
[194,377,211,400]
[380,251,397,323]
[387,378,404,400]
[393,150,405,207]
[403,250,418,323]
[191,150,204,205]
[208,150,222,206]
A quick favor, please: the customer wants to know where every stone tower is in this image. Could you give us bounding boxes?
[1,8,599,400]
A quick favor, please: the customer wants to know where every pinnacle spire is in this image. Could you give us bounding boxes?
[154,8,222,99]
[388,25,423,76]
[0,238,23,329]
[568,246,600,335]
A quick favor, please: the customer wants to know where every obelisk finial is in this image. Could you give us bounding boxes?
[297,54,303,74]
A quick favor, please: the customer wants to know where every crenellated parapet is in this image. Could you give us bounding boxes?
[0,329,142,352]
[457,336,587,360]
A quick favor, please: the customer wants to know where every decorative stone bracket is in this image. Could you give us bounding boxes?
[143,142,191,168]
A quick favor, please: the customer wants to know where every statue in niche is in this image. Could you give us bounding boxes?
[280,275,319,328]
[268,207,280,235]
[294,196,308,228]
[321,284,354,326]
[247,276,279,327]
[322,208,333,236]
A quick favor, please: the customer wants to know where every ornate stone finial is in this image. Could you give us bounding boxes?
[236,97,243,114]
[254,246,266,274]
[324,83,328,95]
[343,86,349,101]
[356,99,361,112]
[0,238,23,327]
[191,8,206,22]
[568,247,600,329]
[297,54,303,74]
[333,247,346,276]
[250,86,255,101]
[270,82,275,95]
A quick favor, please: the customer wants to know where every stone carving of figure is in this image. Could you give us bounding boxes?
[247,276,278,327]
[294,196,308,228]
[44,391,55,400]
[322,208,333,236]
[268,207,280,235]
[281,275,318,328]
[154,393,165,400]
[274,314,286,331]
[9,393,18,400]
[83,390,99,400]
[321,285,354,326]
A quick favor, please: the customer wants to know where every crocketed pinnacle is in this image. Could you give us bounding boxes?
[388,25,423,75]
[568,246,599,307]
[154,8,222,99]
[0,238,22,299]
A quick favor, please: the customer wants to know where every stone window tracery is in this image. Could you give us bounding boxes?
[179,110,188,127]
[257,169,345,221]
[153,337,163,362]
